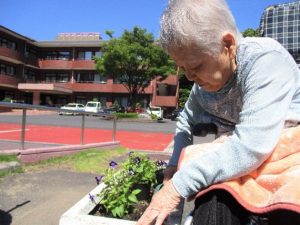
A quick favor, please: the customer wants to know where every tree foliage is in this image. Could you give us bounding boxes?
[95,26,176,106]
[178,73,193,108]
[242,28,260,37]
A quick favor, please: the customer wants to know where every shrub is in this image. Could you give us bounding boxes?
[91,152,167,218]
[115,112,138,119]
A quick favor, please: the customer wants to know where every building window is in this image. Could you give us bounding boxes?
[0,37,17,50]
[44,73,69,83]
[25,45,38,58]
[77,51,101,60]
[0,64,5,74]
[94,74,107,83]
[76,72,106,83]
[0,63,16,76]
[45,74,56,83]
[45,51,70,60]
[58,52,70,60]
[85,51,92,60]
[24,68,36,82]
[57,74,68,83]
[77,51,85,60]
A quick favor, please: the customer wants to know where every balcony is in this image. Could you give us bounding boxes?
[0,73,24,88]
[72,82,128,93]
[38,59,96,70]
[152,95,178,107]
[72,60,96,70]
[39,60,73,70]
[0,46,25,64]
[18,82,73,94]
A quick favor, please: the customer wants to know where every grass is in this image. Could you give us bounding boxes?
[23,147,129,174]
[0,154,18,162]
[0,166,23,178]
[0,154,23,178]
[0,147,130,178]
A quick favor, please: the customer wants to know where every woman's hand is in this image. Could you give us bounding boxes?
[136,180,182,225]
[163,166,177,184]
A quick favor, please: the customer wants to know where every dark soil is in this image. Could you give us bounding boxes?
[90,200,149,221]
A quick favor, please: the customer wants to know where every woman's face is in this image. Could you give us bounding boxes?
[169,43,236,92]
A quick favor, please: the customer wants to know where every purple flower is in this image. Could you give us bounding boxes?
[89,193,96,204]
[128,168,134,176]
[156,160,167,167]
[95,175,104,185]
[109,161,118,169]
[134,157,141,165]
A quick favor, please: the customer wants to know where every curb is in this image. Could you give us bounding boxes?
[0,161,21,173]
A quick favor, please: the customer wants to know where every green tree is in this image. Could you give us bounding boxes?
[242,28,260,37]
[95,26,176,107]
[178,72,193,108]
[105,30,114,39]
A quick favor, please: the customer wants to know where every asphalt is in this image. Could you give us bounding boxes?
[0,168,99,225]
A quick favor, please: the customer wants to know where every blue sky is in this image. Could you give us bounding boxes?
[1,0,292,41]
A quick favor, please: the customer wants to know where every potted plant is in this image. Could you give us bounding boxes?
[59,152,184,225]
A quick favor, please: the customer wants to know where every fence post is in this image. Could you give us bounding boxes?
[81,114,85,145]
[112,115,117,141]
[20,108,27,150]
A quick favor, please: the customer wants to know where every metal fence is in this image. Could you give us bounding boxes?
[0,102,117,150]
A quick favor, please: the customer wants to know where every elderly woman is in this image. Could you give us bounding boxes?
[137,0,300,225]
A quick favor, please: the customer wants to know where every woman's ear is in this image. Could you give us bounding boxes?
[222,33,237,59]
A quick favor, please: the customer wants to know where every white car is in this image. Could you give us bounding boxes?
[146,106,163,120]
[59,103,85,115]
[84,101,102,115]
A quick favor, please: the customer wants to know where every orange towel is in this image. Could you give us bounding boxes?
[178,126,300,214]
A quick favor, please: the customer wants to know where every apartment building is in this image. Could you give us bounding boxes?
[0,25,179,111]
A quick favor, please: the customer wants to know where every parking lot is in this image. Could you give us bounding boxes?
[0,110,215,152]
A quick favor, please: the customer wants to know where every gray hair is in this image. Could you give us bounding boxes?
[160,0,243,58]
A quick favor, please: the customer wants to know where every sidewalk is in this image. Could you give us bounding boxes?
[0,109,57,116]
[0,168,99,225]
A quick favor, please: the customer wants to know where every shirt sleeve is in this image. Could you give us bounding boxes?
[172,50,296,198]
[169,84,212,166]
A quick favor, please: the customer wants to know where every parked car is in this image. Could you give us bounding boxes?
[59,103,85,115]
[170,108,183,121]
[103,106,125,114]
[84,101,102,115]
[146,106,163,120]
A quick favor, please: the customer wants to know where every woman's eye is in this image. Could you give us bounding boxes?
[192,64,202,72]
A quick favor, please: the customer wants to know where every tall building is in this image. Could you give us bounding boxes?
[0,25,179,111]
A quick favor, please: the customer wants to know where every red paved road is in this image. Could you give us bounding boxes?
[0,123,174,151]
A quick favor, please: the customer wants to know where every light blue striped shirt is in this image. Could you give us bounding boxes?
[171,37,300,197]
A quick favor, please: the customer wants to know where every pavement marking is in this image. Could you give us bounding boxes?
[0,129,30,133]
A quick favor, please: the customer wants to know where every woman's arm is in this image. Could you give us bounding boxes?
[168,83,212,166]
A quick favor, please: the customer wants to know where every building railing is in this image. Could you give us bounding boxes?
[0,102,117,150]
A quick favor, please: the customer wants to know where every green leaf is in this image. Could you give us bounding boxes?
[115,205,125,218]
[132,189,142,195]
[128,194,138,203]
[111,208,117,217]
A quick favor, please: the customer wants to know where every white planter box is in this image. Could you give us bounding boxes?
[59,183,184,225]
